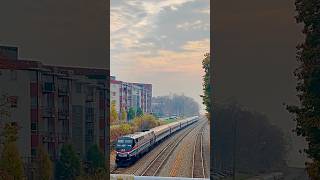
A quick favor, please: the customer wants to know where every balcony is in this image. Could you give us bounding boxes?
[58,88,69,96]
[42,82,55,93]
[58,109,69,119]
[86,94,95,102]
[42,132,55,143]
[41,132,69,143]
[57,133,69,143]
[41,107,55,118]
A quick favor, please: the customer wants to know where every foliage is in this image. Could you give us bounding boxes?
[0,123,18,144]
[0,169,13,180]
[213,101,286,174]
[55,144,81,180]
[152,94,199,117]
[37,145,53,180]
[127,107,136,121]
[120,107,127,122]
[110,124,134,142]
[132,114,161,131]
[0,94,10,119]
[161,119,178,125]
[76,169,108,180]
[286,0,320,179]
[200,53,211,120]
[0,143,24,180]
[110,114,161,142]
[0,123,24,180]
[86,144,105,174]
[110,100,118,124]
[136,107,143,117]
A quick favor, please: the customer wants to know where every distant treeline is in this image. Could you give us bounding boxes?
[152,94,199,117]
[212,100,287,174]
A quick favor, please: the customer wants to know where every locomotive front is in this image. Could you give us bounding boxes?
[115,136,136,166]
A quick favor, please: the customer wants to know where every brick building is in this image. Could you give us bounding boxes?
[0,58,109,166]
[110,76,152,121]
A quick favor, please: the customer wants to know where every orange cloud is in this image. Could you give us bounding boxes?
[113,39,209,75]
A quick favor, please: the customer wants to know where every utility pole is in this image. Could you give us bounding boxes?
[232,104,238,180]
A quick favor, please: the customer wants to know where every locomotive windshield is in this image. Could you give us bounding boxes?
[116,137,135,151]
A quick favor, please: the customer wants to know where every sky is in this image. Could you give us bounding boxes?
[110,0,210,113]
[213,0,306,167]
[0,0,108,69]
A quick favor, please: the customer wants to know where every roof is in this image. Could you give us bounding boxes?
[0,58,41,69]
[44,65,109,76]
[123,131,153,139]
[0,58,109,78]
[111,79,122,84]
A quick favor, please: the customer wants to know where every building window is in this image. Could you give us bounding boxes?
[31,97,37,108]
[31,148,37,157]
[8,96,18,108]
[31,122,37,131]
[75,83,82,93]
[10,70,17,80]
[29,71,37,82]
[11,122,18,127]
[43,82,54,92]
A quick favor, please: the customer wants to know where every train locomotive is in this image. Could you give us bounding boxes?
[115,116,199,166]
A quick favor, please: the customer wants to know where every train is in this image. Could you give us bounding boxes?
[115,116,199,166]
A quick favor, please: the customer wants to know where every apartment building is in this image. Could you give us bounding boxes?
[110,76,152,121]
[110,76,121,114]
[0,58,109,165]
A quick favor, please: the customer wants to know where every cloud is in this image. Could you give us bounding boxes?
[176,20,209,31]
[194,7,210,15]
[182,38,210,51]
[140,0,195,14]
[112,39,209,74]
[111,0,210,111]
[111,0,198,50]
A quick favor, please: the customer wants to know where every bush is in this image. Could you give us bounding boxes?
[86,145,105,174]
[55,144,81,180]
[110,124,134,142]
[132,114,161,131]
[110,114,162,143]
[0,123,24,180]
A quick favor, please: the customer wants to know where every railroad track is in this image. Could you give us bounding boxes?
[192,121,207,178]
[139,120,200,176]
[111,119,202,175]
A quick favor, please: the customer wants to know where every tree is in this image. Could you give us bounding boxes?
[0,169,12,180]
[55,144,81,180]
[136,107,143,117]
[286,0,320,179]
[214,101,286,174]
[201,53,211,120]
[0,123,24,180]
[120,107,127,123]
[37,145,53,180]
[127,107,136,121]
[0,94,10,119]
[132,114,160,131]
[152,94,199,117]
[110,100,118,124]
[86,144,105,174]
[76,169,108,180]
